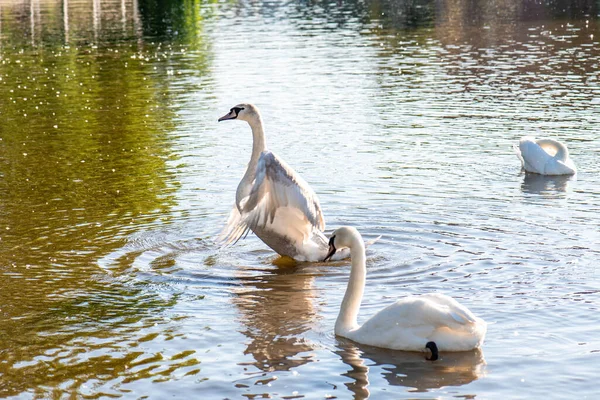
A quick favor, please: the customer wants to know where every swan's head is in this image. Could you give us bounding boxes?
[324,226,362,262]
[218,103,261,124]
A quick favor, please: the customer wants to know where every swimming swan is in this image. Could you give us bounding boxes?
[217,103,350,262]
[325,226,487,360]
[514,136,576,175]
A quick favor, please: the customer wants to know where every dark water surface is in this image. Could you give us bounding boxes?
[1,0,599,398]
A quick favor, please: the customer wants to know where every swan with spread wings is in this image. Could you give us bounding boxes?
[217,103,349,262]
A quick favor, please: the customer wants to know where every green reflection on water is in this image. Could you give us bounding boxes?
[0,0,211,396]
[1,0,596,397]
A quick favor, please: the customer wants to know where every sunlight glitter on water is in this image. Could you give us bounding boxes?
[1,0,599,398]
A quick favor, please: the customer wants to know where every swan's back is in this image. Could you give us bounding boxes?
[348,293,486,352]
[515,136,576,175]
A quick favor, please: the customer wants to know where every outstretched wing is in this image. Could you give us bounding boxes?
[241,151,325,236]
[217,206,251,246]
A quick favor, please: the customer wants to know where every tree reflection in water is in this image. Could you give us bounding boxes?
[0,0,209,396]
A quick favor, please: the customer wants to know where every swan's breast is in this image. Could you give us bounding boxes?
[250,226,301,259]
[249,206,325,261]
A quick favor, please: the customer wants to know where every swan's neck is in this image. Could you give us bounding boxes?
[537,138,568,161]
[248,117,267,167]
[237,117,267,206]
[553,142,568,161]
[335,240,366,335]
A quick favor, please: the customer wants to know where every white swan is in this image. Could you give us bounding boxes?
[514,136,576,175]
[325,226,487,360]
[217,103,350,262]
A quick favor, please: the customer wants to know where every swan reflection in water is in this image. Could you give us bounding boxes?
[232,258,319,372]
[520,172,574,195]
[336,338,486,398]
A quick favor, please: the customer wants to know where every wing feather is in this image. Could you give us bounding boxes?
[241,151,325,233]
[217,206,251,246]
[364,294,478,331]
[416,293,478,326]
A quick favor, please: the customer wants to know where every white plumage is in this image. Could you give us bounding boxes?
[514,136,576,175]
[325,226,486,355]
[217,103,350,262]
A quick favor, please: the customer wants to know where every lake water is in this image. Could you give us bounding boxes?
[1,0,599,398]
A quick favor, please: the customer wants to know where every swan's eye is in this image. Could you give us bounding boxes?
[232,107,244,115]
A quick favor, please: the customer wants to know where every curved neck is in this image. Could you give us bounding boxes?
[553,142,568,161]
[248,117,267,166]
[335,239,366,335]
[537,138,568,161]
[237,117,267,206]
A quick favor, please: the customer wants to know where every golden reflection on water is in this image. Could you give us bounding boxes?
[0,0,202,395]
[0,0,599,397]
[232,263,318,373]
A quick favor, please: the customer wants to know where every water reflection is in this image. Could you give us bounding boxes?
[233,265,318,373]
[0,0,142,45]
[520,173,573,195]
[286,0,597,35]
[1,0,599,397]
[0,285,186,397]
[0,0,210,396]
[0,0,216,46]
[337,339,486,398]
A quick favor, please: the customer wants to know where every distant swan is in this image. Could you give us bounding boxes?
[217,103,350,262]
[514,136,576,175]
[325,227,487,360]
